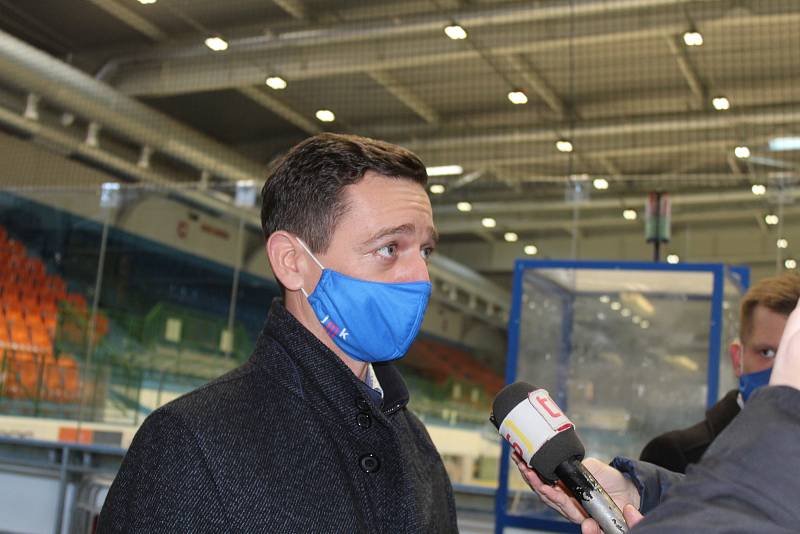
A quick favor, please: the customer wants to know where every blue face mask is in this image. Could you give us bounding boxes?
[298,239,431,363]
[738,367,772,402]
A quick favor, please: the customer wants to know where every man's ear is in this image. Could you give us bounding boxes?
[730,341,743,377]
[266,231,307,292]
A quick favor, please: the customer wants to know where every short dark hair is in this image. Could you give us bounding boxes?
[740,272,800,342]
[260,133,428,253]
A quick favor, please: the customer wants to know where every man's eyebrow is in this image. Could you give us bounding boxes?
[361,224,439,245]
[363,224,415,245]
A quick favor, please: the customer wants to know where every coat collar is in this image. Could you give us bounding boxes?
[706,388,741,436]
[250,299,410,417]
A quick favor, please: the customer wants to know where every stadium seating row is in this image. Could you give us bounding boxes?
[0,350,80,402]
[404,338,504,400]
[0,225,93,403]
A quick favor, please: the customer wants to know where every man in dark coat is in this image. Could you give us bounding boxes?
[98,134,458,533]
[514,291,800,533]
[639,273,800,473]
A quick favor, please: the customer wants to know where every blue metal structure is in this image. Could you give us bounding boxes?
[494,260,749,534]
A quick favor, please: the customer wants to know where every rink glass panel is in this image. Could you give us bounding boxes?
[500,262,745,526]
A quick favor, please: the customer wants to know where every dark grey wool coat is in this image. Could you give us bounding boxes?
[98,300,458,533]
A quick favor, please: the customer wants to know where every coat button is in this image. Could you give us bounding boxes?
[355,398,370,411]
[356,412,372,429]
[359,454,380,473]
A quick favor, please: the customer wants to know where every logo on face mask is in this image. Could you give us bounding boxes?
[320,315,349,341]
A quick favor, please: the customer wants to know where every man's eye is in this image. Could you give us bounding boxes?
[376,244,397,257]
[761,348,777,359]
[421,247,434,260]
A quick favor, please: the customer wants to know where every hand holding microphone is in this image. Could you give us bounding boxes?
[512,455,642,533]
[491,382,633,534]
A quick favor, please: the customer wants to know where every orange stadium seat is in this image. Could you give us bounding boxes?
[5,306,24,324]
[65,293,88,311]
[95,314,109,337]
[15,351,35,363]
[21,294,40,312]
[42,315,57,335]
[57,354,78,368]
[40,299,58,317]
[6,240,25,258]
[25,311,44,326]
[0,232,99,405]
[30,326,51,348]
[2,352,38,399]
[10,324,30,346]
[48,277,67,296]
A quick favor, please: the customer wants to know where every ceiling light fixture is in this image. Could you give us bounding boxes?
[667,254,680,264]
[711,96,730,110]
[751,184,766,195]
[682,30,704,46]
[524,244,538,256]
[610,301,622,311]
[556,140,573,153]
[777,238,789,249]
[315,109,335,122]
[769,137,800,151]
[623,209,637,221]
[429,184,445,194]
[593,178,609,190]
[599,295,610,303]
[427,165,463,176]
[456,201,472,212]
[481,217,496,228]
[138,0,157,3]
[204,36,229,51]
[444,25,467,40]
[734,146,751,159]
[508,91,528,105]
[504,232,518,242]
[785,258,797,270]
[765,213,779,225]
[265,76,287,90]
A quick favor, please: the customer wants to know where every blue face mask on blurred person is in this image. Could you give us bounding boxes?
[297,239,431,363]
[738,367,772,402]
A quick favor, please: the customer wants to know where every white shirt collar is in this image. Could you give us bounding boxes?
[364,364,384,399]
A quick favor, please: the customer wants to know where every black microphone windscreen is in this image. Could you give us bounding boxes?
[491,381,538,429]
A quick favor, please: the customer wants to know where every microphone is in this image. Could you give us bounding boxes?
[491,381,629,534]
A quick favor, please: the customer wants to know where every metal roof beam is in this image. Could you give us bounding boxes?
[273,0,307,20]
[434,207,788,235]
[368,70,439,124]
[665,35,706,109]
[107,0,784,97]
[433,189,789,217]
[238,86,321,134]
[0,29,263,183]
[504,54,566,118]
[401,104,800,152]
[86,0,168,42]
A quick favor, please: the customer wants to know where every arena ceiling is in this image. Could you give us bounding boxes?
[1,0,799,248]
